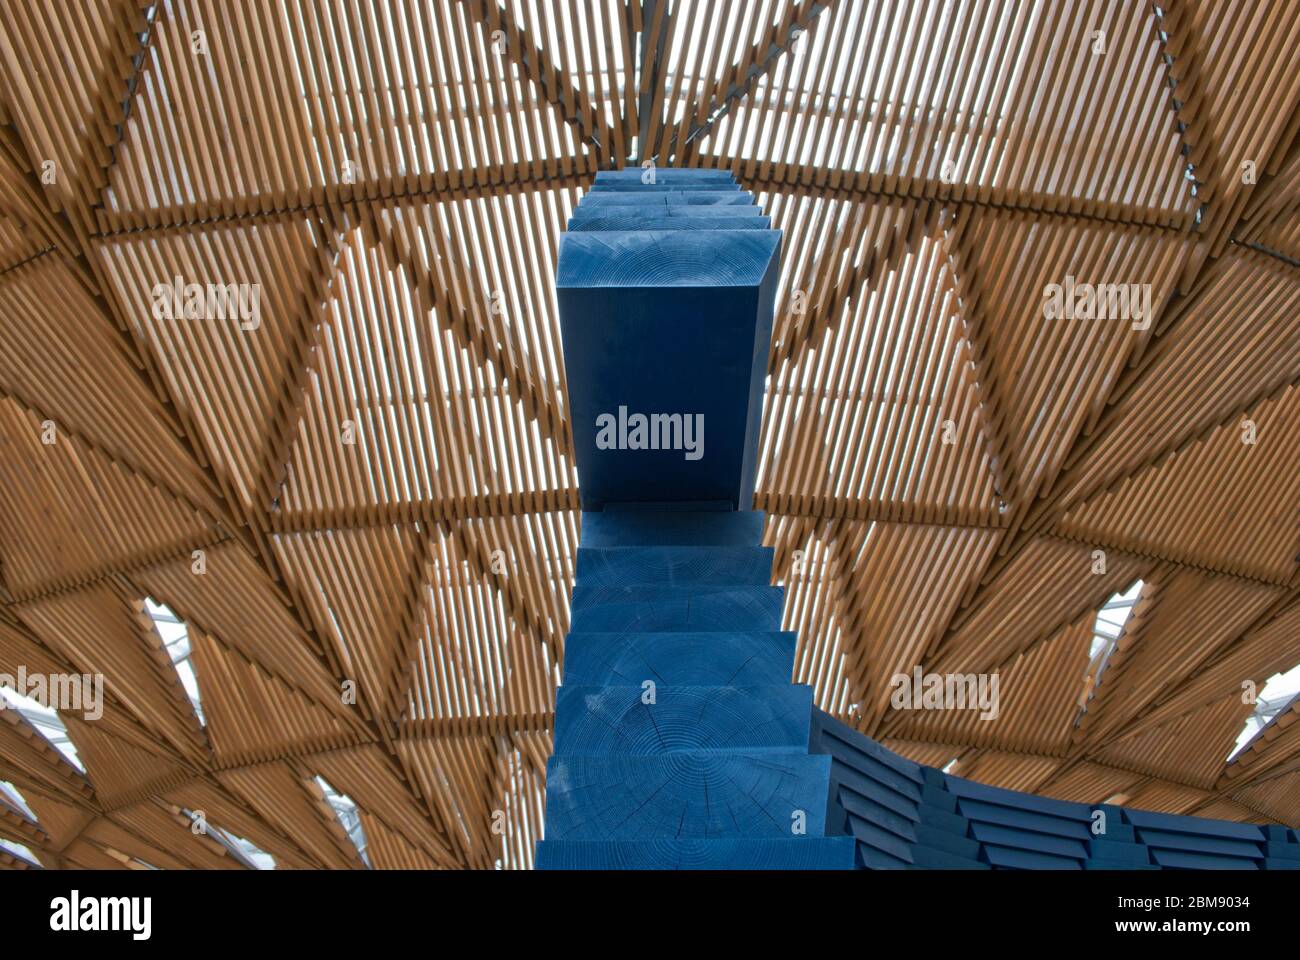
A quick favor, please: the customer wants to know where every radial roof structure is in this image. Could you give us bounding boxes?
[0,0,1298,870]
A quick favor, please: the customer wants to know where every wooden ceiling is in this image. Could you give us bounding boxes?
[0,0,1298,869]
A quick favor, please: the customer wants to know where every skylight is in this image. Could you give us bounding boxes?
[0,686,84,771]
[0,837,37,864]
[315,776,370,867]
[182,807,276,870]
[1229,662,1300,760]
[1089,580,1144,669]
[144,598,204,725]
[1077,580,1145,717]
[212,828,276,870]
[0,779,34,819]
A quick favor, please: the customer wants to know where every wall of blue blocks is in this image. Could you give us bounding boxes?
[539,168,1297,869]
[536,507,856,869]
[812,709,1300,871]
[538,502,1300,870]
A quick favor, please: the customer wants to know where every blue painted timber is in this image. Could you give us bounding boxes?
[575,191,758,205]
[538,169,1295,870]
[569,216,771,231]
[569,584,785,632]
[1150,849,1260,870]
[541,173,832,867]
[983,845,1082,870]
[535,838,857,870]
[803,709,1300,870]
[569,206,766,223]
[593,168,735,181]
[587,181,744,191]
[970,822,1088,859]
[1123,808,1266,840]
[557,172,778,511]
[944,774,1094,822]
[580,508,765,546]
[544,753,837,839]
[575,545,774,585]
[553,684,814,754]
[1087,839,1152,863]
[563,631,796,686]
[955,799,1092,840]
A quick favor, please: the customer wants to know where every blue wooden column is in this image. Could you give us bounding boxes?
[556,167,780,511]
[536,169,856,870]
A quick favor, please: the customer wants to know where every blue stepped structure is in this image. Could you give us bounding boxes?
[536,507,857,869]
[538,168,855,869]
[537,167,1299,869]
[810,709,1300,870]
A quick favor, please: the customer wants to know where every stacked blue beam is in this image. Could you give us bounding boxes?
[1125,809,1270,870]
[553,168,779,512]
[809,709,1300,870]
[1262,825,1300,870]
[538,167,1299,870]
[537,509,856,869]
[537,169,854,869]
[809,710,987,869]
[1082,804,1158,870]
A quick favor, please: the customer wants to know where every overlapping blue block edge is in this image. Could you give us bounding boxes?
[810,708,1300,871]
[539,165,1298,870]
[537,702,1300,869]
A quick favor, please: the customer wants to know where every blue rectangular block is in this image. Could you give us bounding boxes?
[570,216,772,232]
[830,763,920,823]
[921,785,959,813]
[861,845,912,870]
[563,631,796,686]
[944,775,1093,821]
[1149,848,1259,870]
[1085,859,1160,870]
[1095,823,1137,842]
[575,545,774,585]
[837,787,919,843]
[534,837,858,870]
[558,226,779,509]
[1086,839,1151,862]
[1123,808,1265,841]
[554,684,814,754]
[593,168,736,182]
[812,729,925,793]
[569,584,784,631]
[918,803,969,835]
[809,709,924,783]
[576,191,756,206]
[580,509,765,547]
[1262,841,1300,861]
[1134,828,1262,859]
[911,844,990,869]
[544,752,835,840]
[957,798,1092,840]
[587,182,743,192]
[916,822,981,859]
[820,743,924,806]
[982,844,1082,870]
[971,822,1088,859]
[846,813,915,863]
